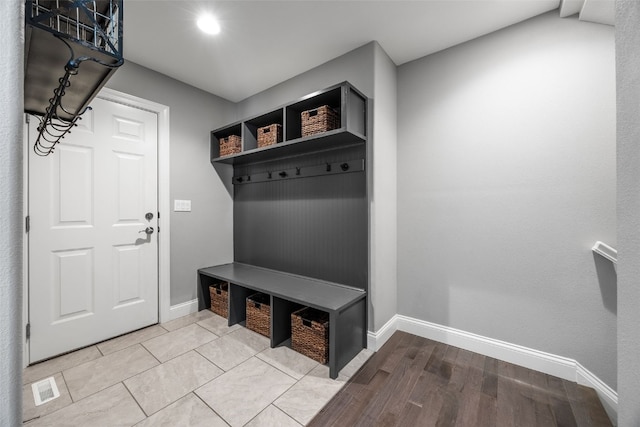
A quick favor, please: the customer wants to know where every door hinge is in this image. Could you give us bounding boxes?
[25,216,30,233]
[158,226,160,233]
[25,114,30,124]
[157,211,160,219]
[26,323,30,339]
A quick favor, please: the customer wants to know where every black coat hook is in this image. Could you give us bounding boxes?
[268,172,272,179]
[341,163,349,171]
[326,162,332,172]
[279,171,287,178]
[296,167,301,176]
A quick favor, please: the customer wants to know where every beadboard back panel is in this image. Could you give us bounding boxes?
[233,146,367,290]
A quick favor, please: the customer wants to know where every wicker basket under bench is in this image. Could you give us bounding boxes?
[246,292,271,337]
[209,281,229,318]
[197,263,366,379]
[292,307,329,364]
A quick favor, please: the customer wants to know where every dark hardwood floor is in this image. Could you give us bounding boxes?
[309,331,612,427]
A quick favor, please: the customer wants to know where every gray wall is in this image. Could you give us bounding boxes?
[616,0,640,424]
[236,43,375,118]
[0,1,24,425]
[397,11,616,389]
[236,42,398,331]
[371,43,398,331]
[105,62,236,305]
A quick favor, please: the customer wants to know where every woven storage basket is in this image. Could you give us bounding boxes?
[257,124,282,148]
[301,105,340,137]
[209,282,229,318]
[291,307,329,364]
[219,135,241,157]
[246,293,271,337]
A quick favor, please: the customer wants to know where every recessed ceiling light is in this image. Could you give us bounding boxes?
[197,14,220,35]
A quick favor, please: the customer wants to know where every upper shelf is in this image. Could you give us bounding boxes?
[210,82,368,166]
[212,129,366,165]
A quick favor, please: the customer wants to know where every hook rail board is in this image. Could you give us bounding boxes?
[232,159,365,185]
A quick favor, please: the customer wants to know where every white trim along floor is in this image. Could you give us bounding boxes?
[368,314,618,425]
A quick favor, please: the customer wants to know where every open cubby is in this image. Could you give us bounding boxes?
[210,122,242,159]
[243,109,284,152]
[285,85,342,141]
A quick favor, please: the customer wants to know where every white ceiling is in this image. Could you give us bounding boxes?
[122,0,608,102]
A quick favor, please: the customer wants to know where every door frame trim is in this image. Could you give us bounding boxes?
[97,88,171,323]
[23,114,30,369]
[23,88,171,367]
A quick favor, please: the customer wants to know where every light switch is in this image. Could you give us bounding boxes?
[174,199,191,212]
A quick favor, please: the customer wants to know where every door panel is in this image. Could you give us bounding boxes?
[29,96,159,362]
[53,248,94,321]
[115,153,144,221]
[113,245,143,305]
[56,146,93,224]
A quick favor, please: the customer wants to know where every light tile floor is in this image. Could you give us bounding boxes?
[23,309,373,426]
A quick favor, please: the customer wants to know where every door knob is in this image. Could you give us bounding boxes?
[145,212,154,221]
[139,227,154,235]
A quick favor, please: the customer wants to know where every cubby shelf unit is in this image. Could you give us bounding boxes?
[210,82,367,166]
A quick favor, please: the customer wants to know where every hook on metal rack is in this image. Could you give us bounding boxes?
[31,38,123,156]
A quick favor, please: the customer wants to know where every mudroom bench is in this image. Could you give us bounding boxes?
[197,262,367,379]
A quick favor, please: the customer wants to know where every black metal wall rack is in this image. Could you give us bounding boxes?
[24,0,124,156]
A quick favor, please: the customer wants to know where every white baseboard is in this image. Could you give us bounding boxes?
[397,315,578,380]
[165,299,199,323]
[367,316,398,351]
[368,314,618,425]
[577,362,618,424]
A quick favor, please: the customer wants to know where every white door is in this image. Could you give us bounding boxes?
[28,96,159,362]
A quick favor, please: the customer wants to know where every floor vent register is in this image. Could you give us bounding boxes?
[31,377,60,406]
